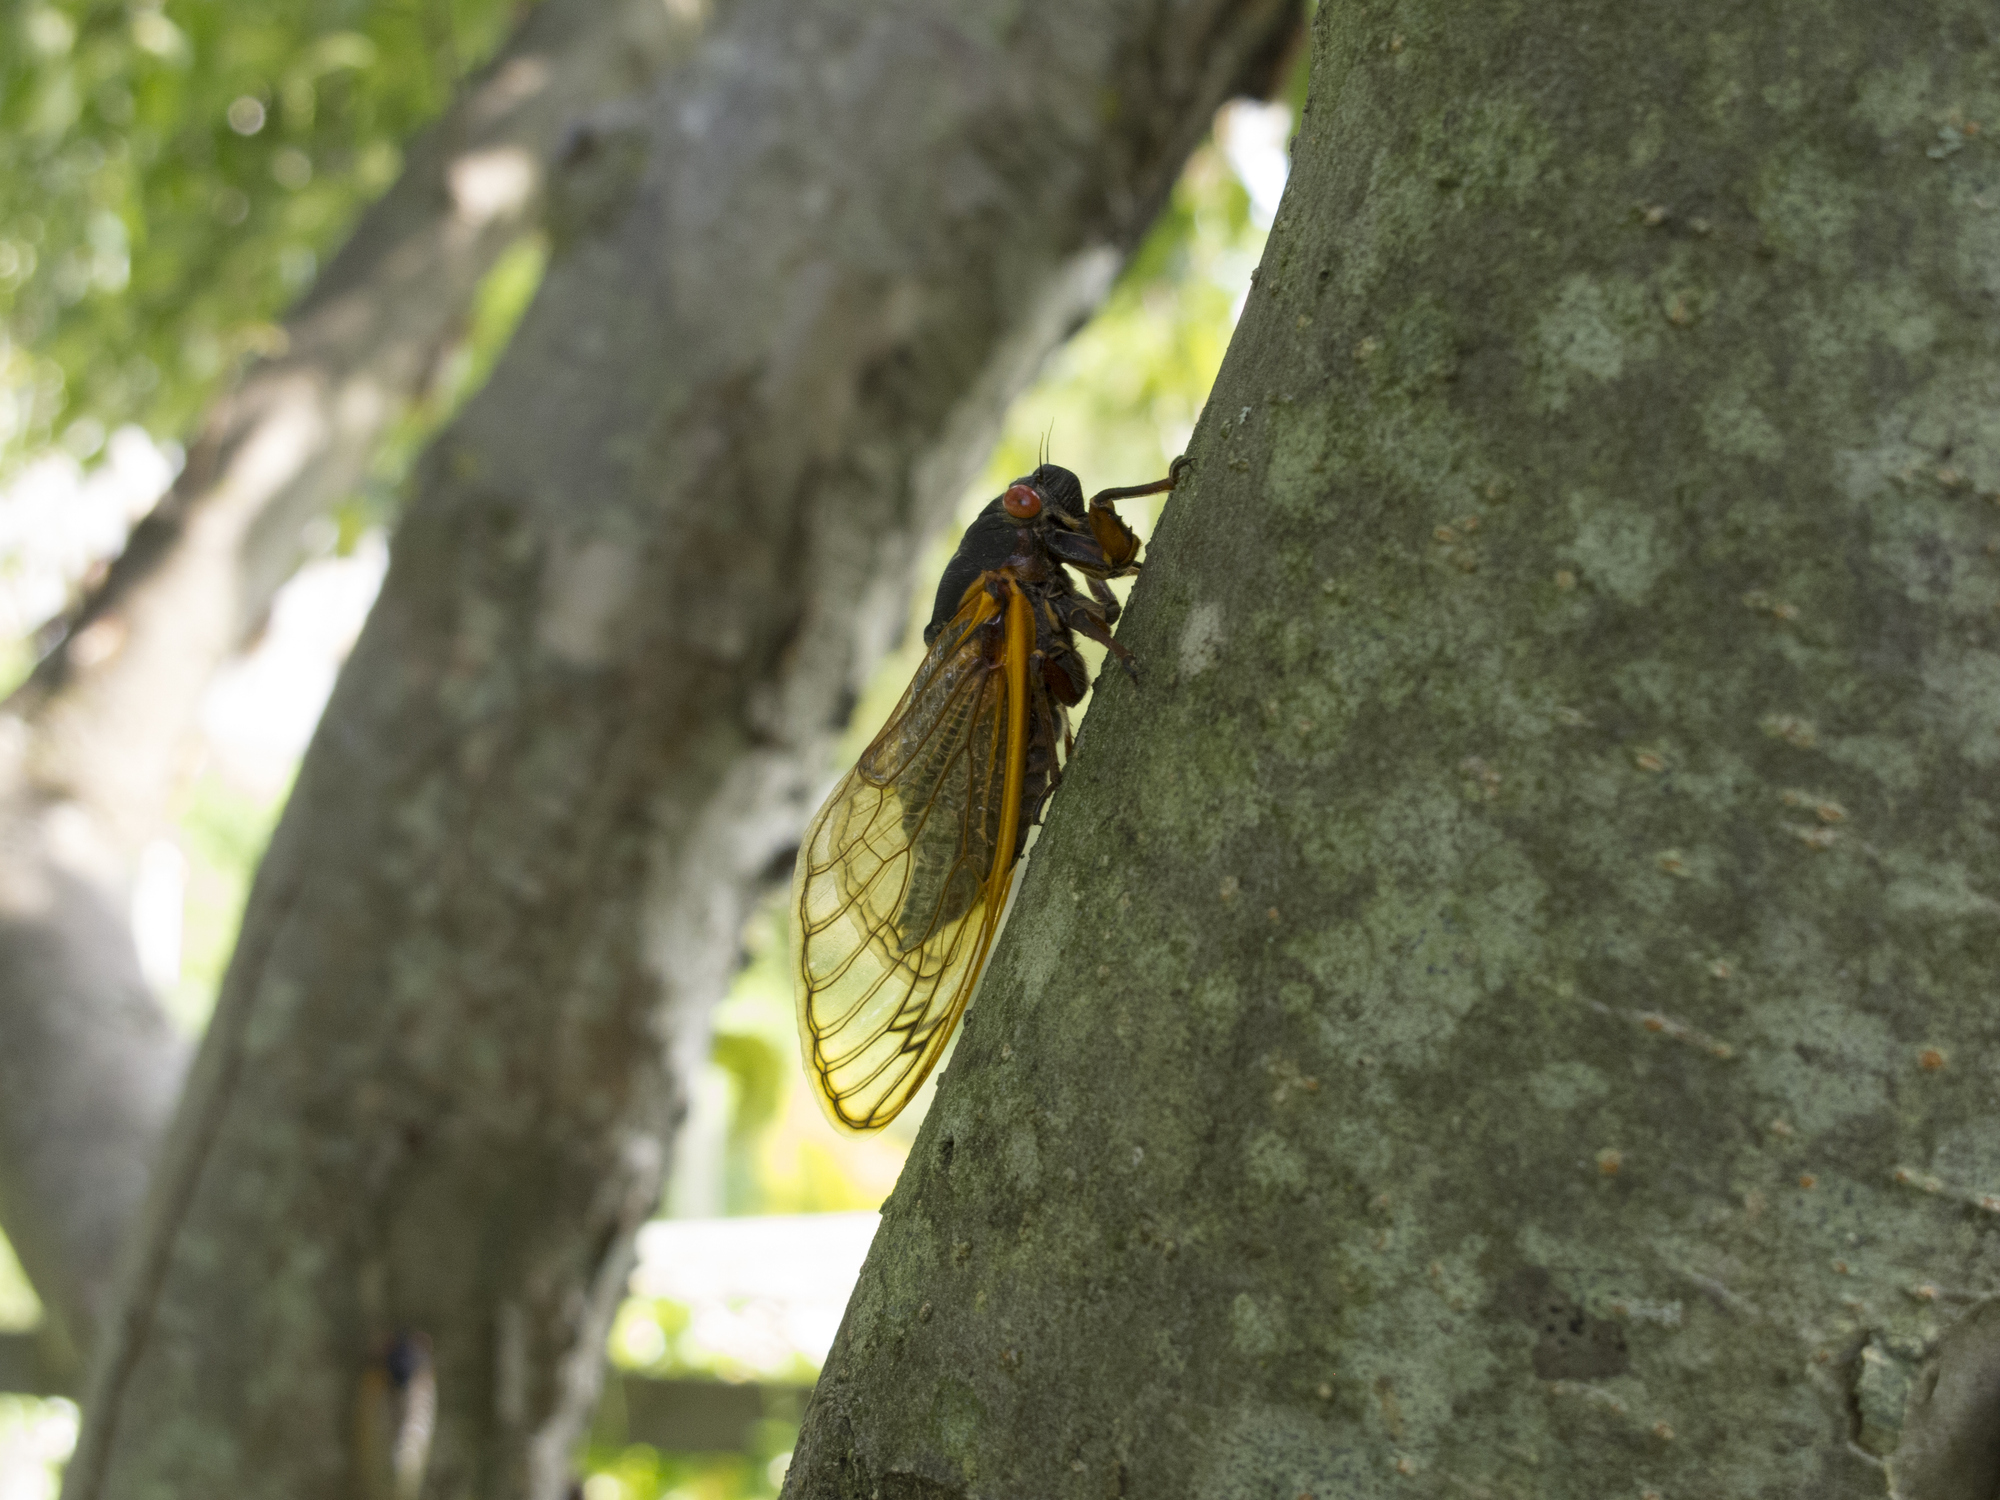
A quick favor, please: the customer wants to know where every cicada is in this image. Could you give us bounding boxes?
[791,456,1187,1132]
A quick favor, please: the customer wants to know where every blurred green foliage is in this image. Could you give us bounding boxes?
[0,0,522,473]
[609,1294,820,1391]
[168,767,286,1030]
[581,1434,793,1500]
[0,1234,39,1332]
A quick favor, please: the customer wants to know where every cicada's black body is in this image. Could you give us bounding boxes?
[791,455,1187,1132]
[920,460,1161,833]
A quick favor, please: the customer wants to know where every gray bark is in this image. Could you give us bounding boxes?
[785,2,2000,1497]
[60,2,1300,1497]
[0,0,711,1379]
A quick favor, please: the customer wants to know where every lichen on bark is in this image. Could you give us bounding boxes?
[786,2,2000,1496]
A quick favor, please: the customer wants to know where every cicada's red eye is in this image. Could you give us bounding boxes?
[1002,483,1042,519]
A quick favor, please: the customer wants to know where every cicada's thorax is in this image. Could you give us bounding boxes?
[910,461,1139,867]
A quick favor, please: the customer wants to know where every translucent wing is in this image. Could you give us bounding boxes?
[792,580,1031,1133]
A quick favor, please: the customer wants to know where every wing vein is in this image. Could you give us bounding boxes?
[789,577,1027,1133]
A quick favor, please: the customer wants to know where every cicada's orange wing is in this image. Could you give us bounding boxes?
[791,577,1032,1133]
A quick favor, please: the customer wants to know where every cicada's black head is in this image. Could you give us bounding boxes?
[1027,464,1085,520]
[924,462,1087,643]
[995,463,1086,531]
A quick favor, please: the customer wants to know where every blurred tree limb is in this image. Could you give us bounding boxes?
[60,2,1302,1496]
[0,1328,783,1458]
[785,1,2000,1495]
[0,0,721,1383]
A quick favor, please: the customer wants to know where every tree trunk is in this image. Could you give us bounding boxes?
[61,2,1300,1497]
[785,3,2000,1496]
[0,0,713,1380]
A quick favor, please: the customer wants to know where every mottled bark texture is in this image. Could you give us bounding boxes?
[61,3,1300,1497]
[787,3,2000,1497]
[0,0,709,1379]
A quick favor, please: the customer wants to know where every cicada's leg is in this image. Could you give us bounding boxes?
[1055,592,1138,682]
[1032,590,1096,704]
[1086,504,1142,575]
[1043,527,1111,571]
[1019,675,1068,833]
[1083,453,1187,509]
[1027,736,1064,826]
[1081,455,1183,577]
[1086,573,1122,624]
[1037,632,1090,706]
